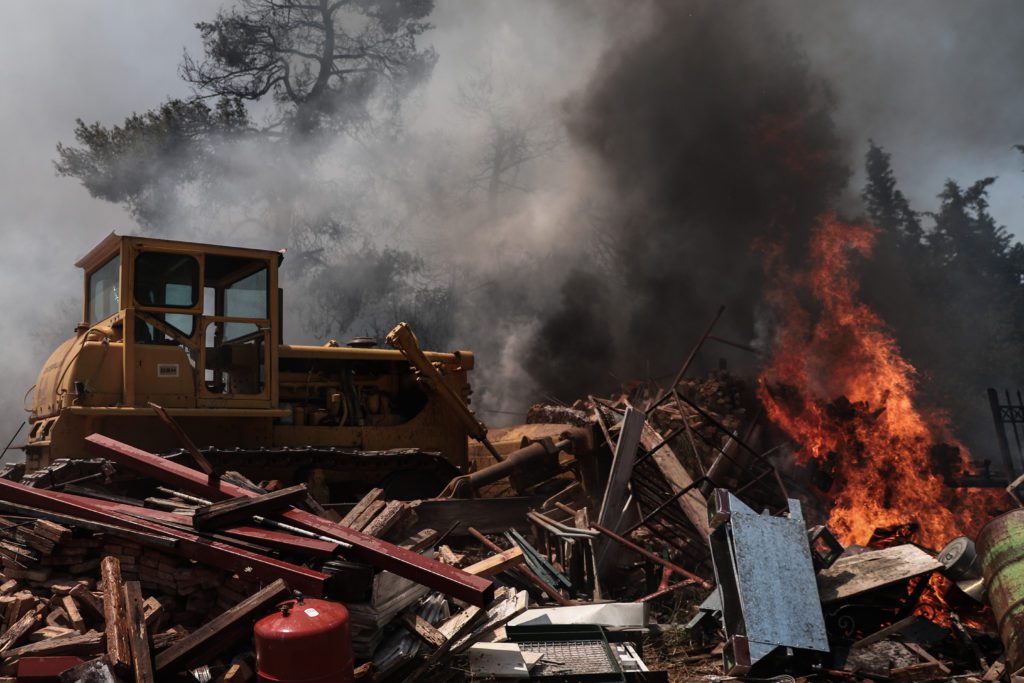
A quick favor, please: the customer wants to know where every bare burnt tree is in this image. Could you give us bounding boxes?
[181,0,437,137]
[457,65,560,216]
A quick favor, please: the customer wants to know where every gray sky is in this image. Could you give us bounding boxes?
[0,1,1023,434]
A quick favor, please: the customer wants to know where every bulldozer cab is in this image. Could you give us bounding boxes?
[78,233,281,409]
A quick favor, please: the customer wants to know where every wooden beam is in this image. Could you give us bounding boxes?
[0,479,328,597]
[638,422,711,539]
[141,598,163,631]
[340,488,384,528]
[348,500,385,533]
[68,585,104,624]
[360,500,407,538]
[123,582,154,683]
[87,435,495,607]
[4,630,105,659]
[463,547,525,578]
[62,596,86,634]
[817,545,942,604]
[0,499,178,549]
[192,484,308,531]
[154,579,290,675]
[100,557,131,674]
[0,603,43,653]
[399,612,446,649]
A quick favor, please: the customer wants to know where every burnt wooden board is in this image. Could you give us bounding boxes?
[192,484,307,530]
[154,579,290,674]
[817,544,942,604]
[639,423,710,539]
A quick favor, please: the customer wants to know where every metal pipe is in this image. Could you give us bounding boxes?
[636,580,691,603]
[467,438,571,489]
[588,519,712,589]
[526,511,598,539]
[251,515,352,549]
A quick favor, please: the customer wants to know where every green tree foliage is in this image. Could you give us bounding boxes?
[860,142,1024,453]
[54,0,447,346]
[862,141,922,248]
[55,98,250,226]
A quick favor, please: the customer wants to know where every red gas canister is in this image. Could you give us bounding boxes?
[255,595,354,683]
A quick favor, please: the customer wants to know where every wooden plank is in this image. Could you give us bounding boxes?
[902,642,950,675]
[0,603,43,653]
[62,596,87,634]
[0,480,328,597]
[463,547,525,578]
[154,579,290,674]
[192,484,308,531]
[399,612,446,649]
[638,422,710,539]
[4,630,105,658]
[31,626,76,641]
[86,435,496,607]
[0,499,178,549]
[450,589,529,655]
[349,500,386,533]
[340,488,384,528]
[100,557,131,673]
[360,501,407,538]
[141,598,163,631]
[33,520,72,543]
[47,607,71,628]
[123,581,154,683]
[817,545,943,603]
[69,585,104,623]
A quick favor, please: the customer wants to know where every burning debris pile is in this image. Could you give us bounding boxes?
[0,223,1020,682]
[0,345,1015,681]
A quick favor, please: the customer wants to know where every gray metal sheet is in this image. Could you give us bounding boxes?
[729,507,829,655]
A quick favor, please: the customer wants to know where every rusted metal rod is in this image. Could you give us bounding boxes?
[467,526,575,606]
[637,580,692,603]
[646,305,725,414]
[148,402,217,480]
[586,518,712,590]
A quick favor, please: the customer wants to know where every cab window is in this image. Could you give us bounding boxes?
[224,268,268,340]
[134,252,199,309]
[134,252,200,338]
[87,255,120,324]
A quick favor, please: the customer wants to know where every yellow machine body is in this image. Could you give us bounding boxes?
[27,234,474,497]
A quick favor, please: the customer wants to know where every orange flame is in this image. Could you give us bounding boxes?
[759,215,1004,549]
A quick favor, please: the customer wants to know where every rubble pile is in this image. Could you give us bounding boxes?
[0,365,1021,682]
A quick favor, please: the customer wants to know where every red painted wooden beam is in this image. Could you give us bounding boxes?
[46,494,340,560]
[0,478,327,596]
[86,434,496,606]
[220,526,341,557]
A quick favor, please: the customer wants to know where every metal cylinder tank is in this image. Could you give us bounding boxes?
[255,596,354,683]
[977,510,1024,671]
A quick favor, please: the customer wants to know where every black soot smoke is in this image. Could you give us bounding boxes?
[524,0,851,400]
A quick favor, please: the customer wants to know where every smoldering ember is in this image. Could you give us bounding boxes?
[6,2,1024,683]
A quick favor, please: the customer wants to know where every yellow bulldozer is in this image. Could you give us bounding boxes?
[25,233,489,501]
